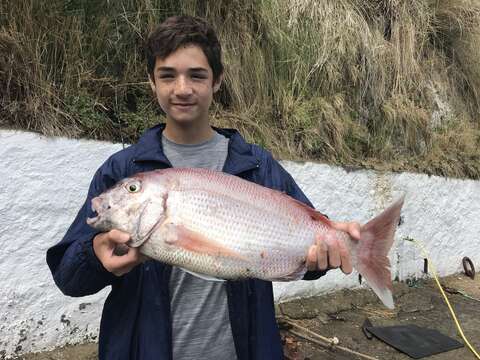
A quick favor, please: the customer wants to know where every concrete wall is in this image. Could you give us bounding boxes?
[1,129,479,357]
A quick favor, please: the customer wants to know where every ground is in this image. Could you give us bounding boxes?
[15,274,480,360]
[277,274,480,359]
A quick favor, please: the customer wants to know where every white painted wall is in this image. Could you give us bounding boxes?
[1,129,479,357]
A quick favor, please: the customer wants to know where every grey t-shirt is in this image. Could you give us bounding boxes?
[162,132,238,360]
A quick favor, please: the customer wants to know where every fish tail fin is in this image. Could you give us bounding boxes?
[355,196,405,309]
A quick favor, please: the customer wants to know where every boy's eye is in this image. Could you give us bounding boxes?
[159,74,174,79]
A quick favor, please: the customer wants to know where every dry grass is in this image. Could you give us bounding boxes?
[1,0,479,178]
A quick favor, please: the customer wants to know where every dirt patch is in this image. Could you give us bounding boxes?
[15,343,97,360]
[15,274,480,359]
[278,274,480,359]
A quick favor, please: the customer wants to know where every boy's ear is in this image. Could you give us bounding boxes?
[148,73,156,93]
[213,72,223,93]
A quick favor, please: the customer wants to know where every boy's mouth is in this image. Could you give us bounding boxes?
[171,102,195,108]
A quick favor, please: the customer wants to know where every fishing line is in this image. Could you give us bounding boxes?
[406,238,480,359]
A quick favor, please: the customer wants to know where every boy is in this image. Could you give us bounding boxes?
[47,15,359,359]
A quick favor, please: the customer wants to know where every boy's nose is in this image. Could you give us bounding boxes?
[174,77,193,96]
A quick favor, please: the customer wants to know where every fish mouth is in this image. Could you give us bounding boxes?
[86,215,99,226]
[86,212,109,232]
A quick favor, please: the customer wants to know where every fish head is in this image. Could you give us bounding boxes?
[87,173,169,247]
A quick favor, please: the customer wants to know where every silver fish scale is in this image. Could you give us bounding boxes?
[136,168,332,280]
[145,187,316,280]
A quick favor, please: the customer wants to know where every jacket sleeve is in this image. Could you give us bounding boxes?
[46,160,122,297]
[260,151,328,281]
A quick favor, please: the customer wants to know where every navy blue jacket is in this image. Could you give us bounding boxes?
[46,125,326,359]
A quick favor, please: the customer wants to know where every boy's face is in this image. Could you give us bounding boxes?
[149,44,221,126]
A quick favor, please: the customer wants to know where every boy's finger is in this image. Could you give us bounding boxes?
[112,264,136,277]
[104,247,141,273]
[306,246,317,271]
[107,229,131,244]
[348,222,361,241]
[113,243,130,256]
[330,221,347,233]
[330,221,361,241]
[316,238,328,270]
[327,244,341,269]
[339,242,353,274]
[325,230,340,268]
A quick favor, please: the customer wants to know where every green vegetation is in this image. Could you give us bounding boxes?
[1,0,479,178]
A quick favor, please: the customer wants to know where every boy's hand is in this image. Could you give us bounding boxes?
[93,229,147,276]
[306,221,361,274]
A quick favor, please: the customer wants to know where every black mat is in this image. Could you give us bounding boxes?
[365,324,463,359]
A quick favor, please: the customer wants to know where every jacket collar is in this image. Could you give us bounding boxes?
[132,124,171,167]
[132,123,260,175]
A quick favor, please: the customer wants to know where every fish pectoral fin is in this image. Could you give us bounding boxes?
[164,223,248,261]
[181,268,225,282]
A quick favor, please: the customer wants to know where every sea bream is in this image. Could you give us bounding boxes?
[87,168,404,309]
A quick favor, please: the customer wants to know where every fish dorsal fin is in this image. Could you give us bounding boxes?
[289,197,332,227]
[180,268,225,282]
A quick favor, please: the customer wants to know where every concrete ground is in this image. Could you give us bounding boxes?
[15,274,480,360]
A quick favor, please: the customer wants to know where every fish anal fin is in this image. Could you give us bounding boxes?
[165,223,248,261]
[269,262,307,282]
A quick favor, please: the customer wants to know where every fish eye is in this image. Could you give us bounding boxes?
[126,181,141,193]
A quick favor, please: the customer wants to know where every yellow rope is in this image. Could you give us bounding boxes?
[407,238,480,359]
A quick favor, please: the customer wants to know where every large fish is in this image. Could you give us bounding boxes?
[87,168,404,309]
